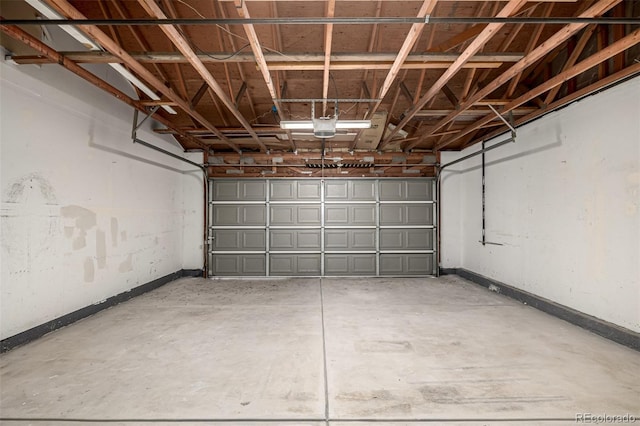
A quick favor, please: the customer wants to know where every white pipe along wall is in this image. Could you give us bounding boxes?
[0,29,204,340]
[441,75,640,333]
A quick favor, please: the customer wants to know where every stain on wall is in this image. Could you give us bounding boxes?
[61,205,96,252]
[96,229,107,269]
[118,253,133,273]
[5,173,57,205]
[84,257,95,282]
[110,217,119,247]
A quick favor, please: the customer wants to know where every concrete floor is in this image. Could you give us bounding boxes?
[1,276,639,425]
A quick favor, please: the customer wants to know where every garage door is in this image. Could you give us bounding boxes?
[208,179,436,276]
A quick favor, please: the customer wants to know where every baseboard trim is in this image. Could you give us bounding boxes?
[452,268,640,352]
[438,268,458,276]
[183,269,204,277]
[1,269,199,353]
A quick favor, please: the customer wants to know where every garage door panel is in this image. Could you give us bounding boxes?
[213,230,265,251]
[325,205,375,226]
[325,254,376,275]
[407,254,434,274]
[380,205,433,225]
[379,230,403,249]
[379,180,432,200]
[270,229,321,250]
[270,230,295,249]
[325,181,348,199]
[270,180,321,200]
[380,254,433,275]
[325,229,376,251]
[210,178,435,277]
[213,180,266,201]
[211,254,266,276]
[298,206,322,224]
[270,255,321,275]
[406,205,433,225]
[406,180,433,200]
[271,205,321,226]
[379,229,434,250]
[379,205,404,225]
[379,254,403,274]
[325,180,376,201]
[213,205,266,226]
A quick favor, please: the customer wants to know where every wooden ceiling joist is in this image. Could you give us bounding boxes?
[464,62,640,149]
[379,0,530,149]
[0,22,207,151]
[370,0,439,115]
[8,52,525,65]
[412,0,623,147]
[43,0,242,154]
[233,0,286,122]
[137,0,266,152]
[436,26,640,150]
[322,0,336,116]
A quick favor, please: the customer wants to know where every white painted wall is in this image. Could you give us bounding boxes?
[0,41,204,339]
[441,76,640,332]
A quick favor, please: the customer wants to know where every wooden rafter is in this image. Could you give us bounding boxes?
[0,23,206,151]
[45,0,241,153]
[110,0,171,84]
[213,2,258,121]
[379,0,529,149]
[322,0,336,116]
[408,0,623,149]
[505,2,555,98]
[464,62,640,149]
[544,25,597,104]
[436,26,640,150]
[369,0,438,116]
[137,0,266,151]
[233,0,285,126]
[8,52,524,65]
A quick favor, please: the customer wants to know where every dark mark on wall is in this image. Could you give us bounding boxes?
[5,173,57,205]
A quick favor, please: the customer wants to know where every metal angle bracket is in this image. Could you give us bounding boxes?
[131,106,160,140]
[487,104,517,139]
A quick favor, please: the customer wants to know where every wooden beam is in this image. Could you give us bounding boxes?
[354,0,382,121]
[45,0,241,153]
[266,61,502,71]
[369,0,438,116]
[136,0,265,152]
[441,84,459,108]
[233,0,286,126]
[414,0,623,147]
[429,25,485,53]
[322,0,336,115]
[213,1,258,121]
[506,2,554,98]
[9,52,524,65]
[545,25,597,104]
[0,23,208,151]
[191,82,209,107]
[435,26,640,150]
[110,0,171,84]
[465,62,640,149]
[379,0,529,149]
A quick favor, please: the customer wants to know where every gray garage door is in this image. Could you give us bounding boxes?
[208,179,436,276]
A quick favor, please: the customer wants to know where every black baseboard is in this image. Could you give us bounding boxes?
[1,269,200,353]
[452,268,640,352]
[439,268,458,276]
[183,269,204,277]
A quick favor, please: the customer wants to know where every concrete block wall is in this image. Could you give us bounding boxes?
[0,38,204,339]
[441,75,640,333]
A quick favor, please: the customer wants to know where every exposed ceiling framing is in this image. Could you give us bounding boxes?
[1,0,639,178]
